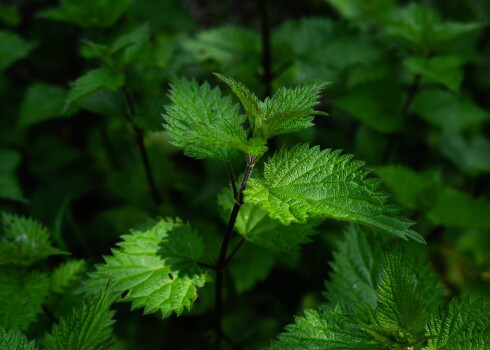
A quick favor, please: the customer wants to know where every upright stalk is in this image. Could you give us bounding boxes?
[214,155,256,349]
[122,85,162,206]
[260,0,272,97]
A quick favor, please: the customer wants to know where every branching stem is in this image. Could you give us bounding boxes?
[214,155,256,349]
[122,84,162,206]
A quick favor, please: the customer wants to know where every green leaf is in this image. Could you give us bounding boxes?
[0,149,26,203]
[373,165,441,211]
[229,244,275,293]
[183,26,260,84]
[0,268,50,330]
[426,188,490,230]
[111,24,150,66]
[84,218,208,318]
[66,67,125,104]
[44,286,115,350]
[0,212,65,266]
[334,82,404,133]
[424,298,490,350]
[412,89,489,131]
[384,4,483,53]
[218,189,316,254]
[38,0,133,29]
[0,31,35,71]
[274,18,381,84]
[163,78,265,160]
[404,56,464,91]
[245,144,424,243]
[324,225,385,312]
[0,327,37,350]
[216,74,327,139]
[266,305,381,349]
[19,83,77,128]
[51,260,86,294]
[375,254,428,338]
[438,131,490,175]
[325,0,394,20]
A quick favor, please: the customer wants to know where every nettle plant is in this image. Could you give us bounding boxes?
[1,75,489,349]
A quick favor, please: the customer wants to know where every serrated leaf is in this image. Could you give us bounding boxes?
[163,78,264,160]
[334,82,404,133]
[426,188,490,230]
[19,83,77,128]
[0,212,65,266]
[245,144,424,243]
[216,74,327,139]
[38,0,133,29]
[66,67,125,104]
[324,225,385,312]
[218,189,316,254]
[0,31,35,71]
[44,286,115,350]
[375,254,428,338]
[424,298,490,350]
[0,149,26,203]
[0,268,50,330]
[404,56,464,91]
[373,165,441,211]
[412,89,488,131]
[51,260,86,294]
[267,305,381,349]
[0,327,37,350]
[84,218,208,318]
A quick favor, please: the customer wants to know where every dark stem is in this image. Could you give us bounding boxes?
[214,156,256,350]
[382,74,422,163]
[226,162,238,201]
[260,0,272,97]
[122,85,162,206]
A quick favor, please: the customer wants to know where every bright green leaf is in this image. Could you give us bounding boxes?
[245,144,424,243]
[44,286,115,350]
[163,78,264,160]
[412,89,489,130]
[0,268,50,331]
[84,218,208,318]
[0,212,65,266]
[424,298,490,350]
[0,327,37,350]
[267,305,381,349]
[66,67,125,104]
[0,31,35,71]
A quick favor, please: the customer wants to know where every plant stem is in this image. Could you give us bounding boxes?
[260,0,272,97]
[122,85,162,206]
[214,155,256,350]
[226,162,238,201]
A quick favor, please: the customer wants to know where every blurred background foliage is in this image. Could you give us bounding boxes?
[0,0,489,348]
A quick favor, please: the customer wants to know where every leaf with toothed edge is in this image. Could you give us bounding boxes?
[244,144,424,243]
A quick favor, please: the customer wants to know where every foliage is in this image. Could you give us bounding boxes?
[0,0,489,349]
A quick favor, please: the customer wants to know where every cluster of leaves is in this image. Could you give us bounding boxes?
[1,0,489,349]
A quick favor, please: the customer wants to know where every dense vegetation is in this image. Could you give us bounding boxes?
[1,0,489,349]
